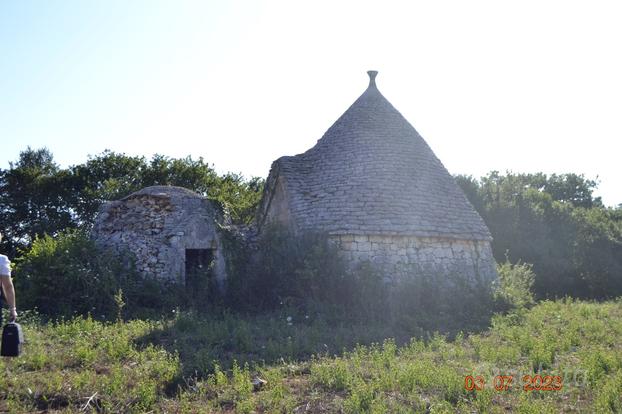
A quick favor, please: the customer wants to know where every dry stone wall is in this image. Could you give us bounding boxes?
[334,234,497,282]
[92,187,227,288]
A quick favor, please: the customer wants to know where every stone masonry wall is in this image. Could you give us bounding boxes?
[92,192,227,288]
[334,234,497,282]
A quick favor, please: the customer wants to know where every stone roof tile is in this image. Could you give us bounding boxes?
[263,71,492,241]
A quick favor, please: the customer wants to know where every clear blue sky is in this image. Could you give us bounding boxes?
[1,1,621,206]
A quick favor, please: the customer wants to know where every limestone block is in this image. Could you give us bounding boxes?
[354,235,369,243]
[340,235,355,242]
[340,241,354,250]
[370,256,387,265]
[353,251,370,261]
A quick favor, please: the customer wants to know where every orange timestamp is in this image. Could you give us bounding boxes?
[464,374,563,392]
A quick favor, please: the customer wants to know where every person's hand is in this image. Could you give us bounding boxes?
[9,308,17,322]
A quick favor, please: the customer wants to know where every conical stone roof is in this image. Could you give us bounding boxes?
[264,71,492,241]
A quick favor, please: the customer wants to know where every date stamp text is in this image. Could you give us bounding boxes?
[465,374,564,392]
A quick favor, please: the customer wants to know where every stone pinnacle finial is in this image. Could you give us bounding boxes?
[367,70,378,88]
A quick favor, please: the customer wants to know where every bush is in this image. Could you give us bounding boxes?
[14,230,123,319]
[226,224,387,321]
[391,264,496,334]
[13,230,183,320]
[493,259,536,310]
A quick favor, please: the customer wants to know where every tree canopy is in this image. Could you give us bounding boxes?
[0,147,263,256]
[456,172,622,299]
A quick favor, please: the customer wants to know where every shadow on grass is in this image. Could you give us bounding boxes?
[133,307,493,395]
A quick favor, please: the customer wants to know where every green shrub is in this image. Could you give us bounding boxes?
[494,259,536,310]
[13,229,184,320]
[391,264,496,334]
[14,230,123,319]
[310,358,353,391]
[228,224,386,320]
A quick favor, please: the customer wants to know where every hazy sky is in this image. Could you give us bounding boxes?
[1,1,621,206]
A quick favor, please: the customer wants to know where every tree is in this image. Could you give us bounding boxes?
[68,151,148,226]
[0,148,74,255]
[455,171,622,299]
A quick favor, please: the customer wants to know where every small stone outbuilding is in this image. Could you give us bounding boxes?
[92,186,227,290]
[258,71,497,282]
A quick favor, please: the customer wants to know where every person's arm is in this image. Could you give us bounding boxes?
[0,276,17,322]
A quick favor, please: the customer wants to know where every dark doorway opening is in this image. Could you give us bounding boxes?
[185,249,214,294]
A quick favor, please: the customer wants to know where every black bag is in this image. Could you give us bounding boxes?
[1,322,24,357]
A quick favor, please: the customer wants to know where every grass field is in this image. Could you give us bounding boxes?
[1,299,621,413]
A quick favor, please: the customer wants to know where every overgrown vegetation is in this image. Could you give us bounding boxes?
[14,230,193,321]
[456,172,622,299]
[15,225,501,335]
[230,226,530,334]
[2,299,621,412]
[493,259,536,310]
[226,226,387,318]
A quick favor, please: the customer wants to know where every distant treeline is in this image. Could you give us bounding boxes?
[0,147,264,256]
[456,172,622,299]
